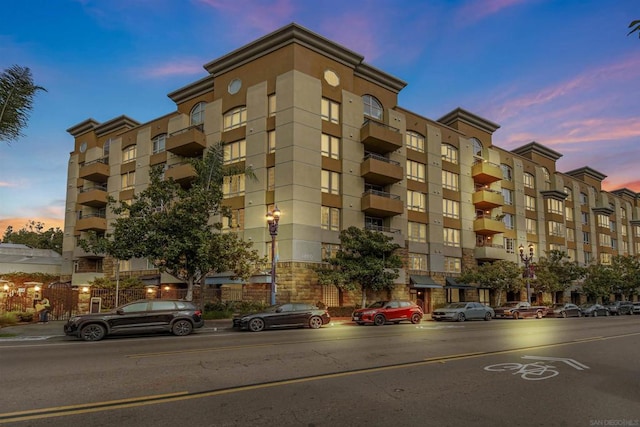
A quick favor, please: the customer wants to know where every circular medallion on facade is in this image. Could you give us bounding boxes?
[324,69,340,87]
[79,141,87,153]
[228,78,242,94]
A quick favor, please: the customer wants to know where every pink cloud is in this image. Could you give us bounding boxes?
[455,0,531,26]
[141,61,205,78]
[319,14,382,61]
[196,0,296,34]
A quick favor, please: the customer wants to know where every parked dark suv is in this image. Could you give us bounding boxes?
[605,301,634,316]
[64,299,204,341]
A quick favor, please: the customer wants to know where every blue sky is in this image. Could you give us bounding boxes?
[1,0,639,234]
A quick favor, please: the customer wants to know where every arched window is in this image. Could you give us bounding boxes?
[405,131,425,152]
[363,94,383,121]
[152,134,166,154]
[441,143,458,164]
[564,186,572,201]
[541,167,551,189]
[471,138,483,157]
[103,138,112,159]
[501,164,513,181]
[190,102,206,126]
[223,106,247,131]
[523,172,535,189]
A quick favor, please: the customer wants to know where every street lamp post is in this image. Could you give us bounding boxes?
[519,243,534,304]
[266,206,281,306]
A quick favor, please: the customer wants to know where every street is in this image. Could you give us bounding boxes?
[1,316,639,426]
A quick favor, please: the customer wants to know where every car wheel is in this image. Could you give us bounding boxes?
[561,311,567,318]
[411,313,421,324]
[248,318,265,332]
[605,310,610,316]
[373,314,386,326]
[536,310,543,319]
[513,312,520,320]
[172,319,193,336]
[484,312,492,321]
[457,313,465,322]
[577,311,582,317]
[80,324,106,341]
[593,311,597,317]
[308,316,323,329]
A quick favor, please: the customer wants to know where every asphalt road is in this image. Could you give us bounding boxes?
[1,316,639,426]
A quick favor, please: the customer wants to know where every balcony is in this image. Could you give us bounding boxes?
[166,124,206,157]
[79,159,109,182]
[360,120,402,154]
[165,162,196,186]
[77,185,107,207]
[473,214,506,235]
[76,214,107,232]
[472,187,504,210]
[474,244,509,261]
[360,153,403,186]
[361,189,403,217]
[472,160,503,185]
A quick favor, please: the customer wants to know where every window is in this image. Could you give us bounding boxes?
[223,173,245,197]
[567,228,575,242]
[268,130,276,153]
[546,198,563,215]
[541,167,551,190]
[501,164,513,181]
[152,134,166,154]
[609,221,616,233]
[444,228,460,247]
[190,102,206,125]
[406,131,425,152]
[584,252,592,265]
[565,205,574,221]
[597,214,609,228]
[363,95,383,120]
[321,134,339,159]
[321,98,339,124]
[267,167,275,191]
[408,253,427,271]
[621,208,627,220]
[600,253,612,265]
[364,216,384,231]
[443,199,460,219]
[564,187,573,201]
[581,212,589,225]
[503,213,514,230]
[223,140,246,164]
[103,138,112,159]
[504,238,515,254]
[268,94,276,118]
[502,188,513,205]
[525,195,536,211]
[567,248,576,261]
[441,144,458,164]
[634,226,640,238]
[583,231,590,244]
[408,222,427,243]
[322,243,341,260]
[321,206,340,231]
[442,170,459,191]
[548,221,564,237]
[122,145,136,163]
[321,170,339,194]
[471,138,483,157]
[407,160,426,182]
[621,240,628,253]
[580,192,588,205]
[407,190,426,212]
[523,173,535,189]
[526,218,537,234]
[223,209,244,230]
[223,106,247,131]
[621,226,627,237]
[118,259,131,272]
[121,171,135,190]
[599,233,611,247]
[444,257,461,274]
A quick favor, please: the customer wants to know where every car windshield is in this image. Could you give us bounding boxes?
[552,303,565,309]
[580,304,594,308]
[446,303,467,309]
[367,301,388,308]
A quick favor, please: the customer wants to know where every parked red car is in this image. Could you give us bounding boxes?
[352,300,423,326]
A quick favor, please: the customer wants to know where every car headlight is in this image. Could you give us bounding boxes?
[68,316,81,324]
[363,310,376,315]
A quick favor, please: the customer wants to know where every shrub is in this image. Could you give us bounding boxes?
[0,312,19,327]
[18,312,34,322]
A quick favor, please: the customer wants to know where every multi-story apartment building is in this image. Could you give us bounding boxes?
[62,23,640,312]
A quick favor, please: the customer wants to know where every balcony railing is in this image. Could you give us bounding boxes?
[472,159,503,184]
[166,124,206,157]
[79,158,109,182]
[360,119,402,153]
[361,189,403,217]
[361,152,403,186]
[364,224,401,233]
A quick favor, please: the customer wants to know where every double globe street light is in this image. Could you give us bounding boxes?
[266,206,281,306]
[519,243,535,304]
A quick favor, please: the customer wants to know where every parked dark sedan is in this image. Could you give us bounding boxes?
[580,303,610,317]
[64,299,204,341]
[605,301,634,315]
[233,303,330,332]
[546,303,582,318]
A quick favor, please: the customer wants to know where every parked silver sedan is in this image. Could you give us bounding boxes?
[546,303,582,318]
[432,302,495,322]
[580,303,610,317]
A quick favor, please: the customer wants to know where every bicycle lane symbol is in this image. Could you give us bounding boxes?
[484,356,589,381]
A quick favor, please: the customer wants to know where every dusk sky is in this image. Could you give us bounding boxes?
[1,0,638,235]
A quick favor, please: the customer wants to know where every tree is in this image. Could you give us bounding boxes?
[315,226,402,308]
[0,65,46,144]
[79,143,263,302]
[531,250,584,301]
[611,255,640,299]
[460,260,523,306]
[2,221,63,254]
[582,264,615,302]
[628,20,640,38]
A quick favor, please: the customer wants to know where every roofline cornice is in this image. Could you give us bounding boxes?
[511,141,563,161]
[94,115,140,137]
[437,108,501,134]
[565,166,607,182]
[167,74,215,104]
[66,118,100,137]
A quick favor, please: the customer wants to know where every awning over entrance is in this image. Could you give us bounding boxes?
[445,277,474,289]
[410,275,442,289]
